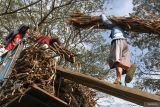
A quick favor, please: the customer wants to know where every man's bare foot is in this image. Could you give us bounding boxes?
[114,79,122,85]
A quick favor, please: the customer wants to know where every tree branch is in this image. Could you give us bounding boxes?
[141,72,160,76]
[5,0,12,13]
[38,0,75,26]
[0,0,41,16]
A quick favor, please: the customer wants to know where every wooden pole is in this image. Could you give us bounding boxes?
[55,66,160,106]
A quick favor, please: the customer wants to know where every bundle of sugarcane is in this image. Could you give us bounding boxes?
[51,44,76,63]
[68,12,160,34]
[27,35,76,63]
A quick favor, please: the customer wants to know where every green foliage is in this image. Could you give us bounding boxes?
[77,34,110,78]
[132,0,160,91]
[0,0,103,32]
[0,0,112,79]
[132,0,160,19]
[135,78,160,92]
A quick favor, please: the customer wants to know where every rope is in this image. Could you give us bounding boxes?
[52,61,57,94]
[57,74,62,97]
[125,81,127,86]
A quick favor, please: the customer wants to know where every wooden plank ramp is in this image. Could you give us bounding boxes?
[56,66,160,106]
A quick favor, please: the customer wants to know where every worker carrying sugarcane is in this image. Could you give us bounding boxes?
[5,24,29,51]
[34,33,76,63]
[0,24,29,63]
[100,14,136,85]
[33,33,62,62]
[34,33,61,49]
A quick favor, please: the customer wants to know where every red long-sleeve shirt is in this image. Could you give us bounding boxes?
[6,34,23,51]
[35,36,61,46]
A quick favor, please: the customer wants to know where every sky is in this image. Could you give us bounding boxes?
[96,0,143,107]
[103,0,133,16]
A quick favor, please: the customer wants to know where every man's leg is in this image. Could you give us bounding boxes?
[116,62,136,83]
[116,62,130,71]
[116,67,123,81]
[114,66,123,84]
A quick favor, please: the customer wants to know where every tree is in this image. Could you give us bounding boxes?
[131,0,160,91]
[0,0,112,78]
[0,1,116,106]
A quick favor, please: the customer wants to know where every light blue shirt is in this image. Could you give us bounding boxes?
[100,14,126,40]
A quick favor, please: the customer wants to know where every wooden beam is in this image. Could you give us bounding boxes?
[55,66,160,106]
[5,85,69,107]
[30,84,68,106]
[6,94,50,107]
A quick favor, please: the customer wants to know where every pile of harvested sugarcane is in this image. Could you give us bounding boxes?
[51,43,76,63]
[68,12,160,34]
[0,45,96,107]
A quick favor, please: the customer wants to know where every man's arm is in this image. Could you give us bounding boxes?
[100,14,115,28]
[55,38,61,46]
[13,34,22,46]
[14,38,21,46]
[51,37,61,46]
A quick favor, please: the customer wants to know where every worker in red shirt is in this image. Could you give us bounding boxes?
[0,24,29,63]
[5,24,29,51]
[35,34,61,49]
[33,33,62,62]
[35,36,61,45]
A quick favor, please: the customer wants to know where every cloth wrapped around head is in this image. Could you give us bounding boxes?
[18,24,30,34]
